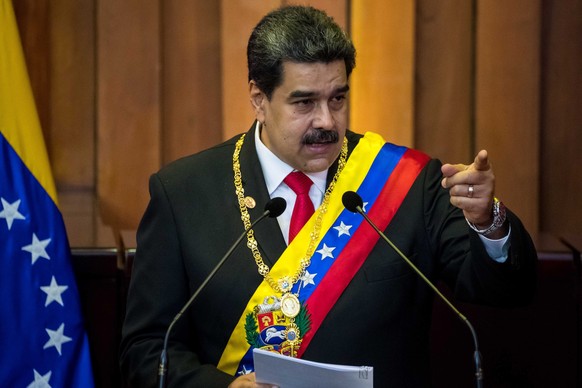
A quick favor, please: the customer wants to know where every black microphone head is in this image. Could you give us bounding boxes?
[265,197,286,218]
[342,191,364,213]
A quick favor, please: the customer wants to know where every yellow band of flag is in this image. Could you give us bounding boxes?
[0,0,56,203]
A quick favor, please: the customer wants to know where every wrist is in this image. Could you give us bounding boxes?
[466,197,507,236]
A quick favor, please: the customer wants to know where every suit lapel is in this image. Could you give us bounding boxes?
[238,124,287,267]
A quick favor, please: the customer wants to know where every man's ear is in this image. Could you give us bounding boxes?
[249,81,266,123]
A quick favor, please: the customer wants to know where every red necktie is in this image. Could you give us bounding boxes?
[284,171,315,243]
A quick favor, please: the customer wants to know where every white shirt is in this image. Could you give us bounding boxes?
[254,124,326,244]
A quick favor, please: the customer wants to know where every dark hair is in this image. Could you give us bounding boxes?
[247,6,356,99]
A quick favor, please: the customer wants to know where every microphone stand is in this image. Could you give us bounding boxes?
[347,197,484,388]
[157,201,284,388]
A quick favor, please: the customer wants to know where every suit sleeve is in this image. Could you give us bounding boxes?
[422,159,537,307]
[119,173,235,387]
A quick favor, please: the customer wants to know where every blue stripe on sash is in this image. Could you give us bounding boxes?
[291,143,407,301]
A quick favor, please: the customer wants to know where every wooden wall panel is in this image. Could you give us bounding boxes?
[541,0,582,235]
[13,0,582,240]
[162,1,222,164]
[97,0,161,229]
[475,0,541,235]
[50,0,95,189]
[415,0,473,163]
[220,0,281,140]
[350,0,415,147]
[15,0,108,247]
[12,0,51,151]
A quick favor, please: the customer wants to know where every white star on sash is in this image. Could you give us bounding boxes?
[238,365,253,375]
[21,233,51,265]
[316,243,335,260]
[43,323,72,355]
[40,276,69,307]
[0,197,26,230]
[333,221,352,237]
[27,369,52,388]
[300,270,317,287]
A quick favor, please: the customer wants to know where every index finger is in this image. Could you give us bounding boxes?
[474,150,490,171]
[441,163,468,178]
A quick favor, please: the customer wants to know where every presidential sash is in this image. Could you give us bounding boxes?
[218,132,430,376]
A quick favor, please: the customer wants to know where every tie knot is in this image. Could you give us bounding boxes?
[284,171,313,195]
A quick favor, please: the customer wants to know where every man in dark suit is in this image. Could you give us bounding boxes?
[120,6,537,387]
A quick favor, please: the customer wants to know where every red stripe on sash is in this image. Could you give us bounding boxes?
[298,149,429,357]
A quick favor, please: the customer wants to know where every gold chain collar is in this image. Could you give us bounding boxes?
[232,133,348,294]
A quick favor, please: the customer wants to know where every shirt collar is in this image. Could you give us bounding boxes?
[254,122,328,195]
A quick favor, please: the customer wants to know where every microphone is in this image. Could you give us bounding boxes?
[342,191,484,388]
[157,197,286,387]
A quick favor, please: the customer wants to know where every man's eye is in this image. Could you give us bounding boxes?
[330,95,346,109]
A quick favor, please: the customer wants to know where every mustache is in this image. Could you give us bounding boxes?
[302,130,339,145]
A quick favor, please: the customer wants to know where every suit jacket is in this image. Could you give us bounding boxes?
[120,125,537,387]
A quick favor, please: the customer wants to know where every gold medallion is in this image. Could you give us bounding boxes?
[280,293,301,318]
[244,196,256,209]
[284,322,301,345]
[278,276,292,293]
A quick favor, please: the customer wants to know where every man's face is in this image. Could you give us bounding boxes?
[250,60,349,173]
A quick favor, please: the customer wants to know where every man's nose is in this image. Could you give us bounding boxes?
[313,103,334,130]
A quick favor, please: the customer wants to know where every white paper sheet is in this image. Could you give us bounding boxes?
[253,348,374,388]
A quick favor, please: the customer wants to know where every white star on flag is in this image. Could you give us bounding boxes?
[333,221,352,237]
[40,276,69,307]
[0,197,26,230]
[316,243,335,260]
[363,202,369,212]
[21,233,51,265]
[27,369,53,388]
[27,369,52,388]
[300,270,317,287]
[43,323,72,355]
[238,365,253,375]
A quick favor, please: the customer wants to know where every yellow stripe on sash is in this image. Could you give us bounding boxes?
[217,132,386,374]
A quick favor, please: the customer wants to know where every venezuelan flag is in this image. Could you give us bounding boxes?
[0,1,94,386]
